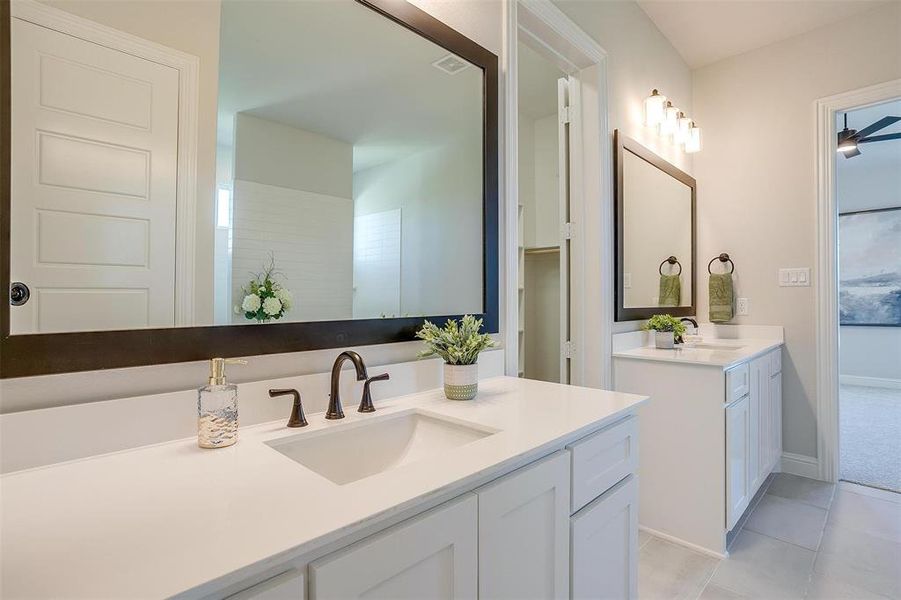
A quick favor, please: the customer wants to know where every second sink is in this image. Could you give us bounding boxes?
[266,411,496,485]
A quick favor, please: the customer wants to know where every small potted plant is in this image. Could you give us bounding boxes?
[416,315,496,400]
[644,314,687,349]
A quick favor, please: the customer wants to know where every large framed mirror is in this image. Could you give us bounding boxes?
[614,130,696,321]
[0,0,498,377]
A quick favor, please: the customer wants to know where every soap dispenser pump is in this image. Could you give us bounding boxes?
[198,357,247,449]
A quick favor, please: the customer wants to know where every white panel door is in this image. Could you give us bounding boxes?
[478,451,571,600]
[726,395,751,530]
[309,494,477,599]
[11,18,179,333]
[571,475,638,600]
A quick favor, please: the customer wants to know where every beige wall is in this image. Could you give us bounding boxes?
[692,3,901,458]
[39,0,222,326]
[554,0,695,337]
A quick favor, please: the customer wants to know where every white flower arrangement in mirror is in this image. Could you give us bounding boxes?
[235,254,293,323]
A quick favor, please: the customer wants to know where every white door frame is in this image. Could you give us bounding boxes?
[504,0,611,388]
[11,0,200,325]
[814,78,901,482]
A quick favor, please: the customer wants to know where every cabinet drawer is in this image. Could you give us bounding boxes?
[567,416,637,513]
[769,349,782,375]
[726,363,750,402]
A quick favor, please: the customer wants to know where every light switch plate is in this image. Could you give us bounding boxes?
[737,297,749,316]
[779,268,811,287]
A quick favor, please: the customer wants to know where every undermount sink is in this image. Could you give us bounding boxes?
[266,411,496,485]
[683,342,745,351]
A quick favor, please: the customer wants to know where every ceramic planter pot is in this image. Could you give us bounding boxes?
[444,363,478,400]
[654,331,675,349]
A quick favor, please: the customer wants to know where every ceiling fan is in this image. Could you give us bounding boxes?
[837,113,901,158]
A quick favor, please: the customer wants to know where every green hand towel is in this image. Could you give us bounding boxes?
[709,273,734,323]
[658,274,681,307]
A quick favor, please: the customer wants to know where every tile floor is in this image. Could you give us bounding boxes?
[638,473,901,599]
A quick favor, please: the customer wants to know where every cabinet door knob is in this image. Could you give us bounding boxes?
[9,282,30,306]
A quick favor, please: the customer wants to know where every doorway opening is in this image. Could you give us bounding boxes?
[834,98,901,493]
[517,40,571,383]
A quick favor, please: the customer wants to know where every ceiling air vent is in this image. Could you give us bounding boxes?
[432,54,469,75]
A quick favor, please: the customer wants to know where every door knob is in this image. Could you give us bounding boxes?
[9,282,30,306]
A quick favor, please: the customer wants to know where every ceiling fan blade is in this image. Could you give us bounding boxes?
[854,116,901,139]
[858,132,901,144]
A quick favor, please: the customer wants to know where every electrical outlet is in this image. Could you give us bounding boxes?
[737,297,749,316]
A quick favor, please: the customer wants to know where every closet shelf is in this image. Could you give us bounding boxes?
[524,245,560,255]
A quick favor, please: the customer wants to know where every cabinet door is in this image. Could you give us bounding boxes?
[478,451,570,600]
[726,396,751,531]
[749,356,769,492]
[571,475,638,600]
[309,494,477,599]
[769,371,783,472]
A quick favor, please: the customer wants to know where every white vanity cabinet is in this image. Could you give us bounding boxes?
[725,348,783,530]
[222,418,640,600]
[613,335,783,557]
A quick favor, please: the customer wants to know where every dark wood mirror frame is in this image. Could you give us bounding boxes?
[614,130,697,322]
[0,0,499,378]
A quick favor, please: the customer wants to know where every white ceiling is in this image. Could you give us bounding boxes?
[637,0,888,68]
[217,0,482,172]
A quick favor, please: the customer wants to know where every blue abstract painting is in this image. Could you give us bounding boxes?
[839,207,901,326]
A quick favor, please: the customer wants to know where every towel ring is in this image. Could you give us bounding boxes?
[658,256,682,276]
[707,253,735,274]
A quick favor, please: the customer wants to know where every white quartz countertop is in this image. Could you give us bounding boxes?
[0,376,646,599]
[613,338,783,369]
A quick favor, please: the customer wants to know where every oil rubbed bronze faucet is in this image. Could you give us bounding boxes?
[326,350,368,419]
[268,388,308,427]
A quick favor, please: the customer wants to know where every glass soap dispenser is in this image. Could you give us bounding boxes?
[198,357,247,449]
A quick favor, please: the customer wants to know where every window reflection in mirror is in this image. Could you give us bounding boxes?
[7,0,484,334]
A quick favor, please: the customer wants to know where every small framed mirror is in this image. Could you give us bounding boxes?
[614,130,696,321]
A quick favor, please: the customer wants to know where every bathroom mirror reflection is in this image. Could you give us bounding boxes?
[6,0,485,335]
[614,131,696,321]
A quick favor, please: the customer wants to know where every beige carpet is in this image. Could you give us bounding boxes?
[839,384,901,492]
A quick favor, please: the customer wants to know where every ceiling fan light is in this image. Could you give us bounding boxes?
[660,102,679,137]
[645,89,667,127]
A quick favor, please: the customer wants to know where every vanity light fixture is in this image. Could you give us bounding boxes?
[675,112,692,144]
[659,102,679,137]
[643,89,701,152]
[685,123,702,153]
[644,89,667,127]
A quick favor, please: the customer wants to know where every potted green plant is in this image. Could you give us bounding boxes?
[416,315,496,400]
[644,314,687,349]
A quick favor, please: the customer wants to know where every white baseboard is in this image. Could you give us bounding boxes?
[780,452,820,479]
[840,375,901,390]
[638,525,728,559]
